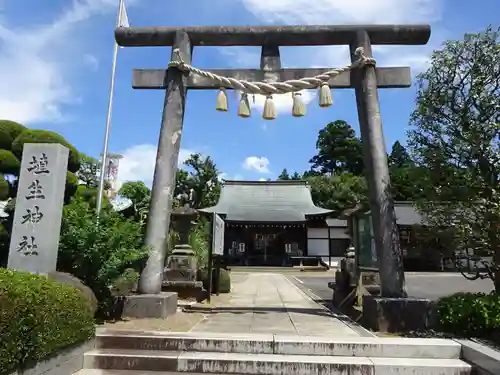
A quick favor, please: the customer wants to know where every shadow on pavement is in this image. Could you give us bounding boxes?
[185,305,340,318]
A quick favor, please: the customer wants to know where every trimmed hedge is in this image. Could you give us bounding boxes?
[0,149,21,175]
[12,129,81,172]
[0,175,9,200]
[0,269,95,373]
[437,292,500,344]
[0,120,26,150]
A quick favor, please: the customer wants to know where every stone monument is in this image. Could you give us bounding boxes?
[162,194,203,299]
[7,143,68,275]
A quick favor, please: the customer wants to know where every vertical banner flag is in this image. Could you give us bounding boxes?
[117,0,129,28]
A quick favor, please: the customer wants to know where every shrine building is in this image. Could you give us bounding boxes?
[198,180,351,267]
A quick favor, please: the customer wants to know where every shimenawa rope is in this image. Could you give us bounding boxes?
[167,47,375,119]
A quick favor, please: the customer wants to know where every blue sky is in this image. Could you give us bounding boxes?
[0,0,498,187]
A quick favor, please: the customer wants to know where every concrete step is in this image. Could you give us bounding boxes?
[74,372,240,375]
[83,349,471,375]
[95,330,462,359]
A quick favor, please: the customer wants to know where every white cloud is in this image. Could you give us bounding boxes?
[259,177,267,181]
[243,156,271,173]
[0,0,130,124]
[116,144,195,189]
[240,0,442,25]
[372,45,433,75]
[234,0,443,75]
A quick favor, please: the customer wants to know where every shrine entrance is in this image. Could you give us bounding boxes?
[115,24,431,298]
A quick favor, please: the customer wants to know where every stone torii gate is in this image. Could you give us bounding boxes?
[115,24,431,299]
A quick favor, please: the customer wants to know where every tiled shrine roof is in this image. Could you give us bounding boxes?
[199,180,332,222]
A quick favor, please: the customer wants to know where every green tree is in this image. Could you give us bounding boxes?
[389,141,413,168]
[118,181,151,226]
[306,172,368,214]
[278,168,290,180]
[175,153,221,209]
[302,169,322,179]
[309,120,364,175]
[389,166,424,201]
[408,26,500,291]
[387,141,422,201]
[77,155,100,188]
[277,169,302,181]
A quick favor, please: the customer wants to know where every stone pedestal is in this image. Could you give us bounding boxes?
[122,293,178,319]
[362,295,436,333]
[162,245,203,299]
[162,204,203,299]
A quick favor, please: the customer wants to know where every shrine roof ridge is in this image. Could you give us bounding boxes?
[115,24,431,47]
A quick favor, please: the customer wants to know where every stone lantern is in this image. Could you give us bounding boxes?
[162,192,203,298]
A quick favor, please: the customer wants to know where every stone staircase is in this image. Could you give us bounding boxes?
[74,329,472,375]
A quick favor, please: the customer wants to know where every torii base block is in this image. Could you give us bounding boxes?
[121,292,178,319]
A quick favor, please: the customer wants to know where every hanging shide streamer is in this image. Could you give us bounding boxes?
[216,88,228,111]
[167,47,373,120]
[292,92,306,117]
[238,93,251,118]
[262,95,276,120]
[319,82,333,107]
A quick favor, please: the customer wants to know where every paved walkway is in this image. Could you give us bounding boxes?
[191,273,360,337]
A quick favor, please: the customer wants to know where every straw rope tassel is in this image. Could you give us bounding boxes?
[216,88,228,111]
[319,83,333,108]
[292,92,306,117]
[263,95,276,120]
[238,93,251,118]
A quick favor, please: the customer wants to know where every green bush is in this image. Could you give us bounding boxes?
[65,171,79,201]
[0,175,9,200]
[0,269,95,373]
[12,129,81,172]
[0,223,10,267]
[57,198,148,317]
[0,149,20,175]
[437,292,500,343]
[0,120,26,150]
[201,268,231,294]
[0,131,13,150]
[188,222,210,269]
[218,268,231,293]
[74,185,110,210]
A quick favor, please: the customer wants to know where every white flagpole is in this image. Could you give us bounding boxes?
[96,0,127,217]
